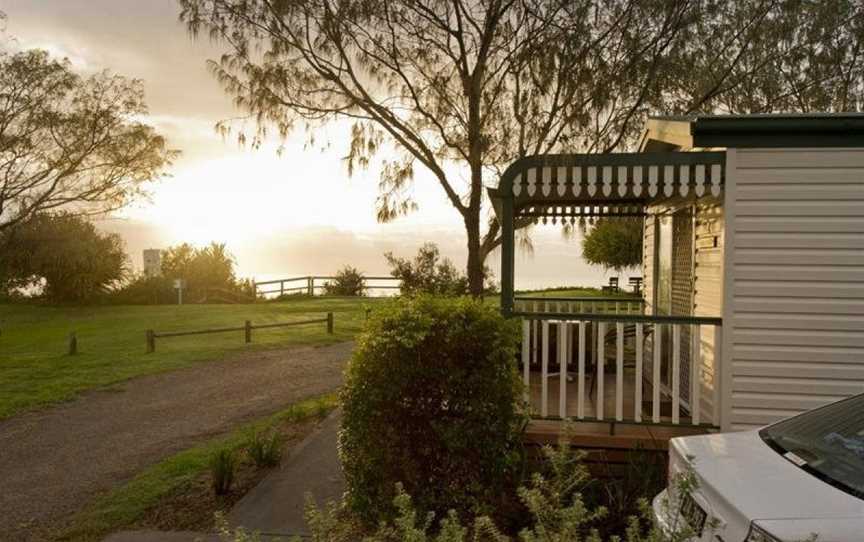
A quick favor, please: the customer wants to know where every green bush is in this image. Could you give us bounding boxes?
[339,295,526,526]
[214,441,707,542]
[210,448,238,495]
[323,265,366,296]
[245,431,282,468]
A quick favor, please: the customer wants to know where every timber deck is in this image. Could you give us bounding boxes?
[526,372,713,450]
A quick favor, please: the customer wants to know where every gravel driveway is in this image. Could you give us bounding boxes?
[0,341,353,541]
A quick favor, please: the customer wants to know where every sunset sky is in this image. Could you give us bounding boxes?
[1,0,609,288]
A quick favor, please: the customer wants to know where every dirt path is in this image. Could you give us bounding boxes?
[0,342,353,541]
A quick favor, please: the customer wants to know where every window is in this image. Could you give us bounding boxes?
[761,394,864,500]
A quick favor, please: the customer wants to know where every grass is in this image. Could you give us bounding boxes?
[516,286,638,298]
[0,297,379,419]
[61,393,339,542]
[0,286,625,419]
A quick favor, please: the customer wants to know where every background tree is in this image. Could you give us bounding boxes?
[180,0,864,295]
[323,265,367,296]
[581,219,643,275]
[160,242,239,299]
[0,47,176,232]
[0,213,127,303]
[385,243,469,296]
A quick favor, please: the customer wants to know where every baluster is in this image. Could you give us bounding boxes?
[653,324,662,423]
[714,325,723,427]
[559,322,568,418]
[616,322,624,421]
[532,320,539,365]
[635,323,643,422]
[691,324,701,426]
[541,321,549,417]
[597,322,606,420]
[577,321,586,419]
[672,324,681,425]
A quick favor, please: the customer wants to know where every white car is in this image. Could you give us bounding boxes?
[653,394,864,542]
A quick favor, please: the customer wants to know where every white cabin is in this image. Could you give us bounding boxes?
[492,113,864,443]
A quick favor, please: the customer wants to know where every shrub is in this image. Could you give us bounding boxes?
[384,243,468,295]
[294,443,700,542]
[214,442,708,542]
[323,265,366,296]
[245,431,282,468]
[339,296,526,526]
[210,448,238,495]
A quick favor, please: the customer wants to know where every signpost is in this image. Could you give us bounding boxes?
[173,278,186,305]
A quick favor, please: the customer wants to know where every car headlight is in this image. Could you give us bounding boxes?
[745,523,783,542]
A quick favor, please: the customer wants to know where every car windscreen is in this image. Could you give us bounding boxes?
[760,394,864,500]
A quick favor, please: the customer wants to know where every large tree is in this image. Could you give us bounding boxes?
[0,47,176,232]
[0,213,127,303]
[179,0,864,295]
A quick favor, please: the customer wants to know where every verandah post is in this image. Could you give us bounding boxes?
[500,193,515,317]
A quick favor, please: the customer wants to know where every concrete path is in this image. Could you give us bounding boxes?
[102,411,345,542]
[0,342,353,542]
[228,410,345,538]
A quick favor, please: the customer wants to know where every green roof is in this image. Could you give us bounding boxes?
[648,113,864,148]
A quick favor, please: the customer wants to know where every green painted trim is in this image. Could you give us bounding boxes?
[514,296,644,303]
[690,115,864,148]
[500,194,515,317]
[528,414,720,430]
[513,311,722,326]
[497,151,726,194]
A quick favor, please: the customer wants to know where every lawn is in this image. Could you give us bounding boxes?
[0,287,633,419]
[0,297,379,419]
[516,286,638,298]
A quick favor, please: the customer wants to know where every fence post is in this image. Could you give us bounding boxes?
[307,277,314,296]
[68,332,78,356]
[245,320,252,343]
[326,312,334,334]
[146,329,155,353]
[280,280,284,297]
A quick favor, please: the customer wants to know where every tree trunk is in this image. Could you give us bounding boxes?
[465,210,484,297]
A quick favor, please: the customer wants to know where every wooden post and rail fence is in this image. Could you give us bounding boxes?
[145,312,334,353]
[253,276,402,298]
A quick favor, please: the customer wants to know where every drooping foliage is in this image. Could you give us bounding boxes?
[339,296,525,526]
[581,219,644,273]
[179,0,864,294]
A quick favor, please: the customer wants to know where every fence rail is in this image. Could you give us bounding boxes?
[145,313,334,353]
[518,312,722,429]
[254,276,402,297]
[514,296,646,315]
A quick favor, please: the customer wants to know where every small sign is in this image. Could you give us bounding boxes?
[173,279,186,289]
[784,451,808,467]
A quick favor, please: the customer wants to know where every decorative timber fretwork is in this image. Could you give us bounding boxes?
[499,152,726,218]
[494,150,727,316]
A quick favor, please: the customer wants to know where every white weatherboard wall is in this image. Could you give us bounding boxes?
[723,148,864,431]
